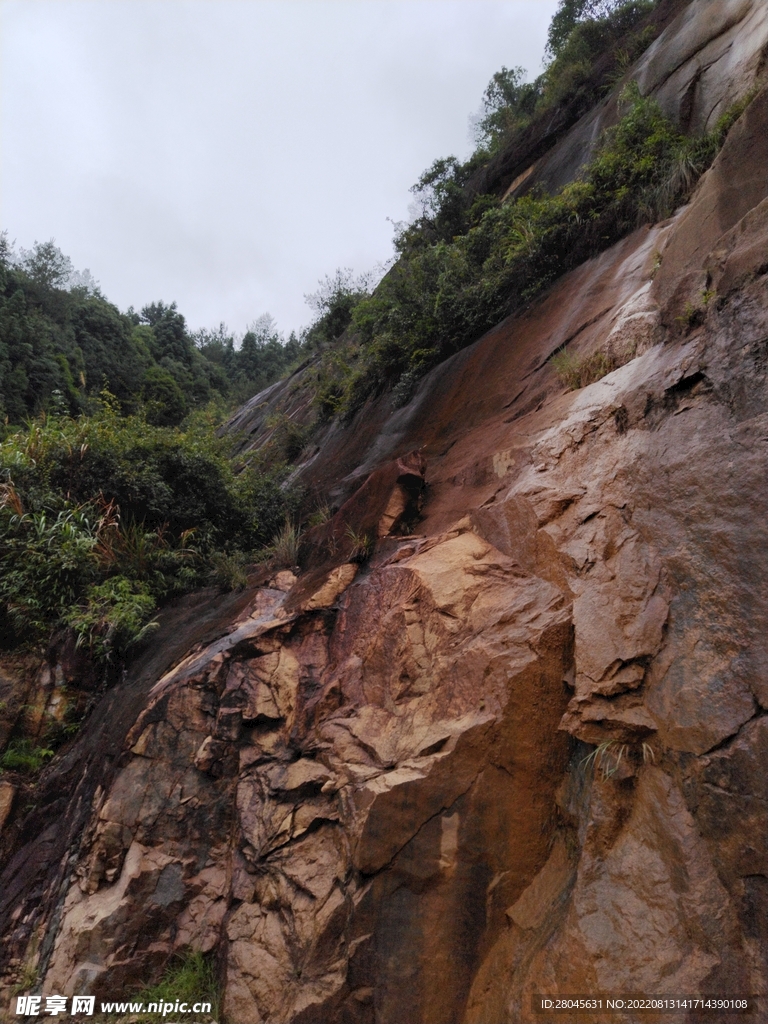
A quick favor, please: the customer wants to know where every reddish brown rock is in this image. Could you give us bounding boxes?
[2,4,768,1021]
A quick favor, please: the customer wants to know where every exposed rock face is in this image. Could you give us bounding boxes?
[519,0,768,196]
[2,3,768,1022]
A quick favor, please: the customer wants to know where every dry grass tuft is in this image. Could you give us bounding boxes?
[550,347,615,390]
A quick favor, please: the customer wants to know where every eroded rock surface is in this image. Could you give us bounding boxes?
[31,522,571,1023]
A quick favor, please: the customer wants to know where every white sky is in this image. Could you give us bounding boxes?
[1,0,558,338]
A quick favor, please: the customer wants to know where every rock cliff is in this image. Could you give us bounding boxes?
[1,2,768,1022]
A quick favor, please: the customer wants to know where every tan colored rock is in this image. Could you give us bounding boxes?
[267,758,333,793]
[230,646,300,724]
[560,693,658,745]
[637,0,768,132]
[377,482,409,537]
[351,717,492,874]
[706,195,768,300]
[271,569,298,592]
[0,781,15,835]
[300,562,358,610]
[174,858,229,953]
[687,716,768,880]
[519,769,744,1018]
[469,769,747,1023]
[44,843,184,997]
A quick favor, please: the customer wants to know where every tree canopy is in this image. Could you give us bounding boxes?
[0,237,309,425]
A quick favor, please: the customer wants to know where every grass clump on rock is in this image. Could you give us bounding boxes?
[550,347,616,389]
[131,951,220,1023]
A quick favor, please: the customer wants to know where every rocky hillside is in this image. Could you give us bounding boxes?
[1,1,768,1021]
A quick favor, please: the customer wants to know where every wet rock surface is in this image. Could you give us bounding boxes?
[2,3,768,1021]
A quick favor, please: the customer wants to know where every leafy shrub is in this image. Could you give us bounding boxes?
[471,66,542,153]
[546,0,639,60]
[265,413,313,463]
[0,503,101,638]
[142,366,188,426]
[0,401,295,657]
[207,551,250,591]
[542,2,655,108]
[65,576,159,661]
[303,269,372,349]
[2,399,290,548]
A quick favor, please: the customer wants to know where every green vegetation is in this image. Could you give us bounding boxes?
[345,526,376,563]
[316,81,748,415]
[0,399,296,659]
[271,519,301,568]
[303,270,375,420]
[307,502,332,528]
[542,1,657,112]
[0,238,308,427]
[132,951,219,1022]
[265,412,314,463]
[471,66,542,154]
[0,0,754,678]
[207,550,251,591]
[11,961,39,996]
[303,268,373,349]
[470,2,657,156]
[0,738,54,774]
[675,287,718,330]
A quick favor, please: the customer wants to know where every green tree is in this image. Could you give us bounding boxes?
[193,323,237,372]
[73,296,148,401]
[18,239,73,289]
[471,66,541,150]
[303,269,372,347]
[142,366,188,426]
[545,0,646,59]
[236,314,285,385]
[140,301,194,366]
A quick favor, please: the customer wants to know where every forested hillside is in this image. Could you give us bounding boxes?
[0,236,308,425]
[0,244,369,661]
[0,230,325,664]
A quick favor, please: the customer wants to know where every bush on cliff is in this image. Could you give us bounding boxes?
[315,84,750,416]
[0,398,296,659]
[542,1,657,109]
[465,3,659,159]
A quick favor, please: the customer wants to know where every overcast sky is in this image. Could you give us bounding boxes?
[1,0,558,339]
